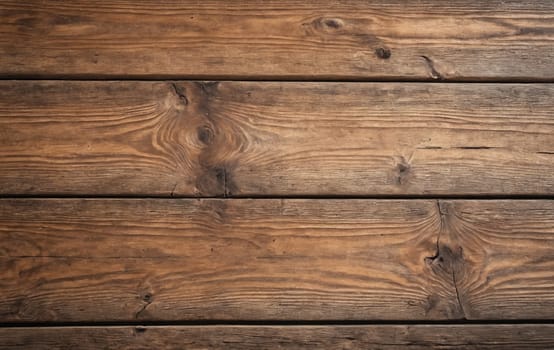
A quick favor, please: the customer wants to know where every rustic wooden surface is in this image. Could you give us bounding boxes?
[1,199,552,322]
[2,325,554,350]
[1,1,553,80]
[1,81,552,196]
[1,1,553,347]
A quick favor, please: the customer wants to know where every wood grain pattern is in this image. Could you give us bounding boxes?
[1,1,553,80]
[1,199,552,322]
[2,325,554,349]
[1,81,552,196]
[1,0,552,343]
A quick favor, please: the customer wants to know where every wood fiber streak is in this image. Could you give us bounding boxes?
[0,199,552,322]
[0,0,553,80]
[0,81,552,196]
[2,325,554,349]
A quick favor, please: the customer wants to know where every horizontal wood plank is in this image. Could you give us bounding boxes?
[2,325,554,349]
[1,81,552,196]
[1,199,552,322]
[1,1,553,80]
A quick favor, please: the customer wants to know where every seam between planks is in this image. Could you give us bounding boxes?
[1,76,554,83]
[0,195,553,200]
[2,320,554,328]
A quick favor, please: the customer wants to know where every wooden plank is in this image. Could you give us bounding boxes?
[1,0,553,80]
[1,199,552,322]
[2,325,554,349]
[1,81,552,196]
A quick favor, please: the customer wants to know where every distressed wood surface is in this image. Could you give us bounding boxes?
[2,325,554,349]
[1,81,552,196]
[1,1,553,80]
[1,0,553,345]
[1,199,552,322]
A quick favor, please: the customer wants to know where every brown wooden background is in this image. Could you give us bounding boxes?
[1,1,553,348]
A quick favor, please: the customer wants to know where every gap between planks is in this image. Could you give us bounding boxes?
[1,195,553,200]
[2,320,554,328]
[1,76,554,83]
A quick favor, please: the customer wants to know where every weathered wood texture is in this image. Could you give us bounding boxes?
[2,325,554,349]
[1,199,552,322]
[1,1,553,80]
[1,81,552,196]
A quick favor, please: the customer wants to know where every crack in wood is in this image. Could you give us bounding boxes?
[452,256,467,320]
[425,200,467,319]
[223,167,228,197]
[170,83,189,105]
[420,55,443,80]
[135,293,153,319]
[170,182,178,197]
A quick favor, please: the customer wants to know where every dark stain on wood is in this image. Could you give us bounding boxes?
[375,47,391,59]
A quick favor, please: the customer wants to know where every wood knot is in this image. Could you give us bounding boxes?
[323,18,343,29]
[375,47,391,59]
[197,125,214,145]
[142,292,153,302]
[398,163,409,175]
[135,291,154,319]
[394,157,411,185]
[425,245,463,274]
[307,17,344,32]
[425,250,447,271]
